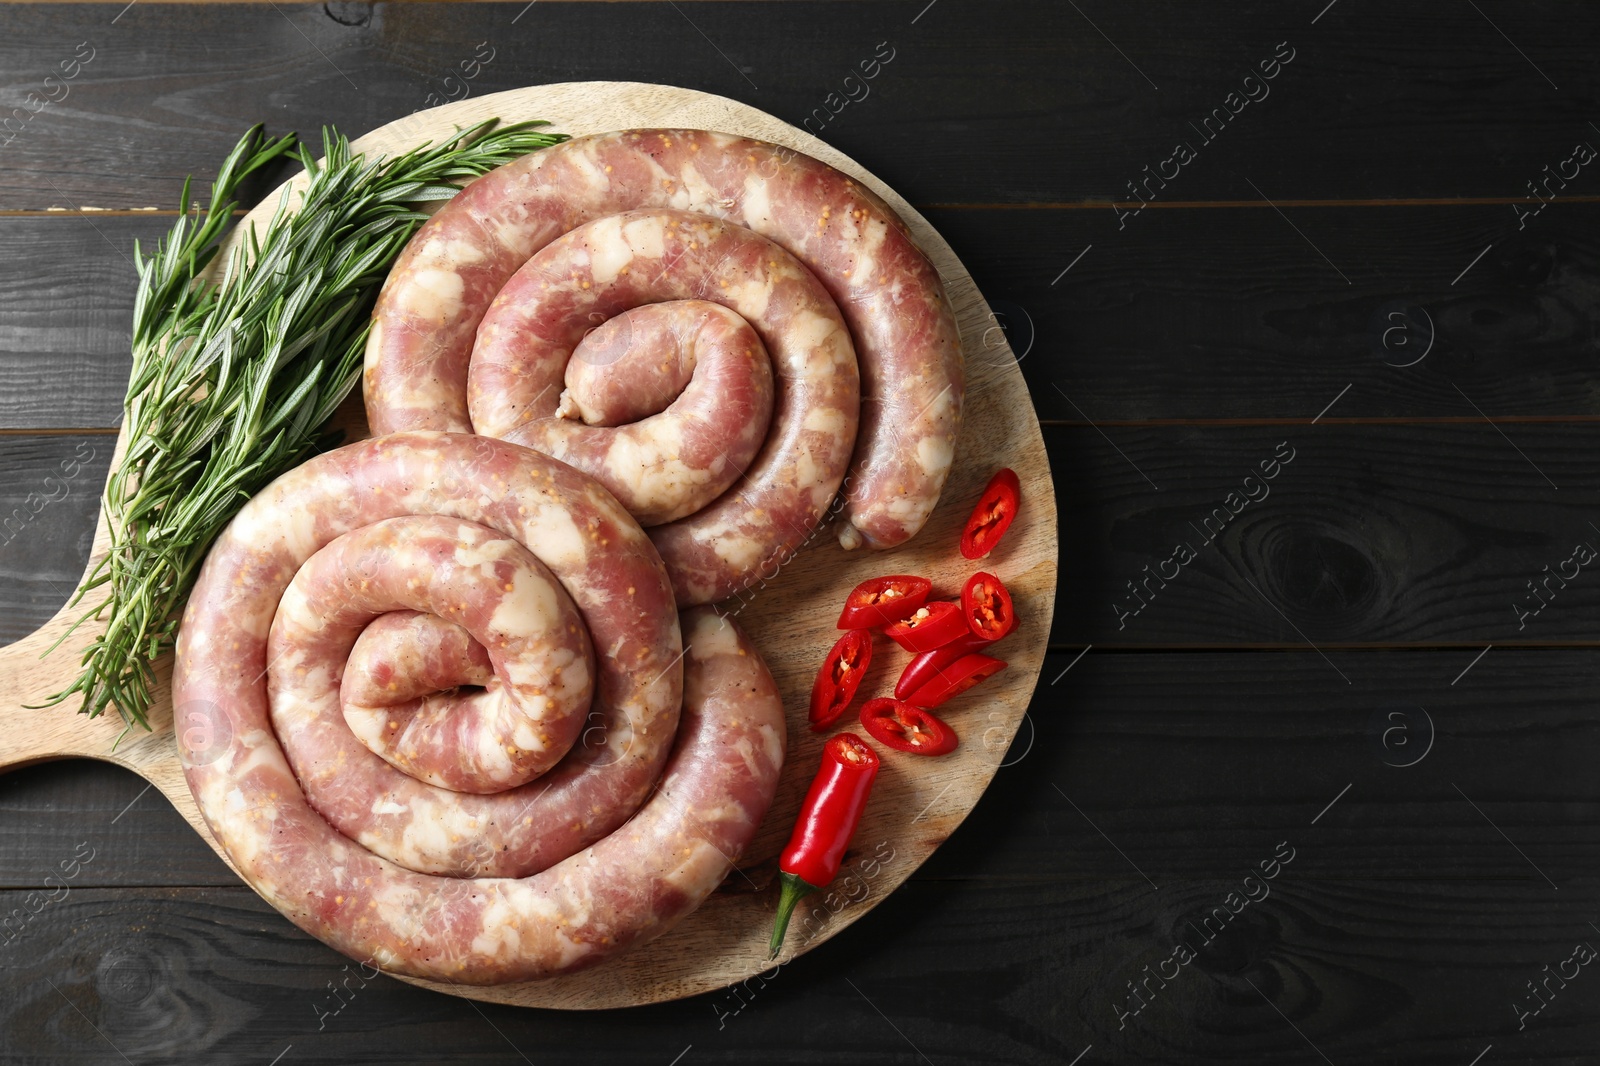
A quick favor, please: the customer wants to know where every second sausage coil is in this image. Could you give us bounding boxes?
[172,432,787,982]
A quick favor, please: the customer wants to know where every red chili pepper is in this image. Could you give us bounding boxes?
[809,629,873,731]
[960,468,1021,559]
[859,697,959,756]
[769,733,880,959]
[901,652,1006,709]
[882,600,967,652]
[836,574,932,630]
[894,633,993,700]
[961,571,1015,642]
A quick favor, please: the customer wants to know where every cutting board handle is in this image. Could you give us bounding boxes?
[0,612,163,771]
[0,435,177,775]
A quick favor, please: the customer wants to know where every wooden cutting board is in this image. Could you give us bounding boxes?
[0,82,1057,1009]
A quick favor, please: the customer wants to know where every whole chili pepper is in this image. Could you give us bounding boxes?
[768,732,880,959]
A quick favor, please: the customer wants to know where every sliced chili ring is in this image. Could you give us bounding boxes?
[882,600,968,652]
[902,653,1007,709]
[859,698,959,757]
[961,571,1016,642]
[894,634,994,701]
[809,629,874,732]
[960,468,1021,559]
[836,574,932,630]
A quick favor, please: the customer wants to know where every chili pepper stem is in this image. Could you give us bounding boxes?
[768,871,820,960]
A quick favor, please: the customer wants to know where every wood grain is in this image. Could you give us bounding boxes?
[7,647,1598,891]
[0,220,149,429]
[5,639,1596,1060]
[1046,422,1598,648]
[14,199,1600,430]
[0,82,1058,1008]
[6,875,1600,1066]
[14,420,1600,654]
[1,3,1600,209]
[0,434,111,643]
[936,203,1600,423]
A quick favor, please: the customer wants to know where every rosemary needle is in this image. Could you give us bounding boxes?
[39,119,567,732]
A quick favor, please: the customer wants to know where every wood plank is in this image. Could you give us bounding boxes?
[0,883,1073,1066]
[934,201,1600,423]
[2,646,1594,1050]
[0,218,154,429]
[4,873,1599,1064]
[4,654,1595,1059]
[9,420,1600,651]
[12,199,1600,429]
[927,648,1600,885]
[0,434,109,643]
[0,760,223,888]
[1,0,896,4]
[6,648,1597,891]
[0,3,1598,209]
[1045,421,1600,647]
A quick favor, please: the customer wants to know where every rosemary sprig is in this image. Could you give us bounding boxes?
[40,118,567,731]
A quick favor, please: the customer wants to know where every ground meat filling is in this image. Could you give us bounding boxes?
[173,433,787,982]
[365,129,964,602]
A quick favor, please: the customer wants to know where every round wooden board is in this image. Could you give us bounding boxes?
[0,82,1057,1009]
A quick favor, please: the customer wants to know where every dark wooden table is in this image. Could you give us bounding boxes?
[3,2,1598,1063]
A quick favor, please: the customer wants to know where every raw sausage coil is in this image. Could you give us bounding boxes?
[172,432,787,982]
[365,129,964,604]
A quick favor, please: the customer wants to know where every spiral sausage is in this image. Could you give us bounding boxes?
[528,299,777,527]
[172,432,787,981]
[473,208,857,604]
[364,129,964,602]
